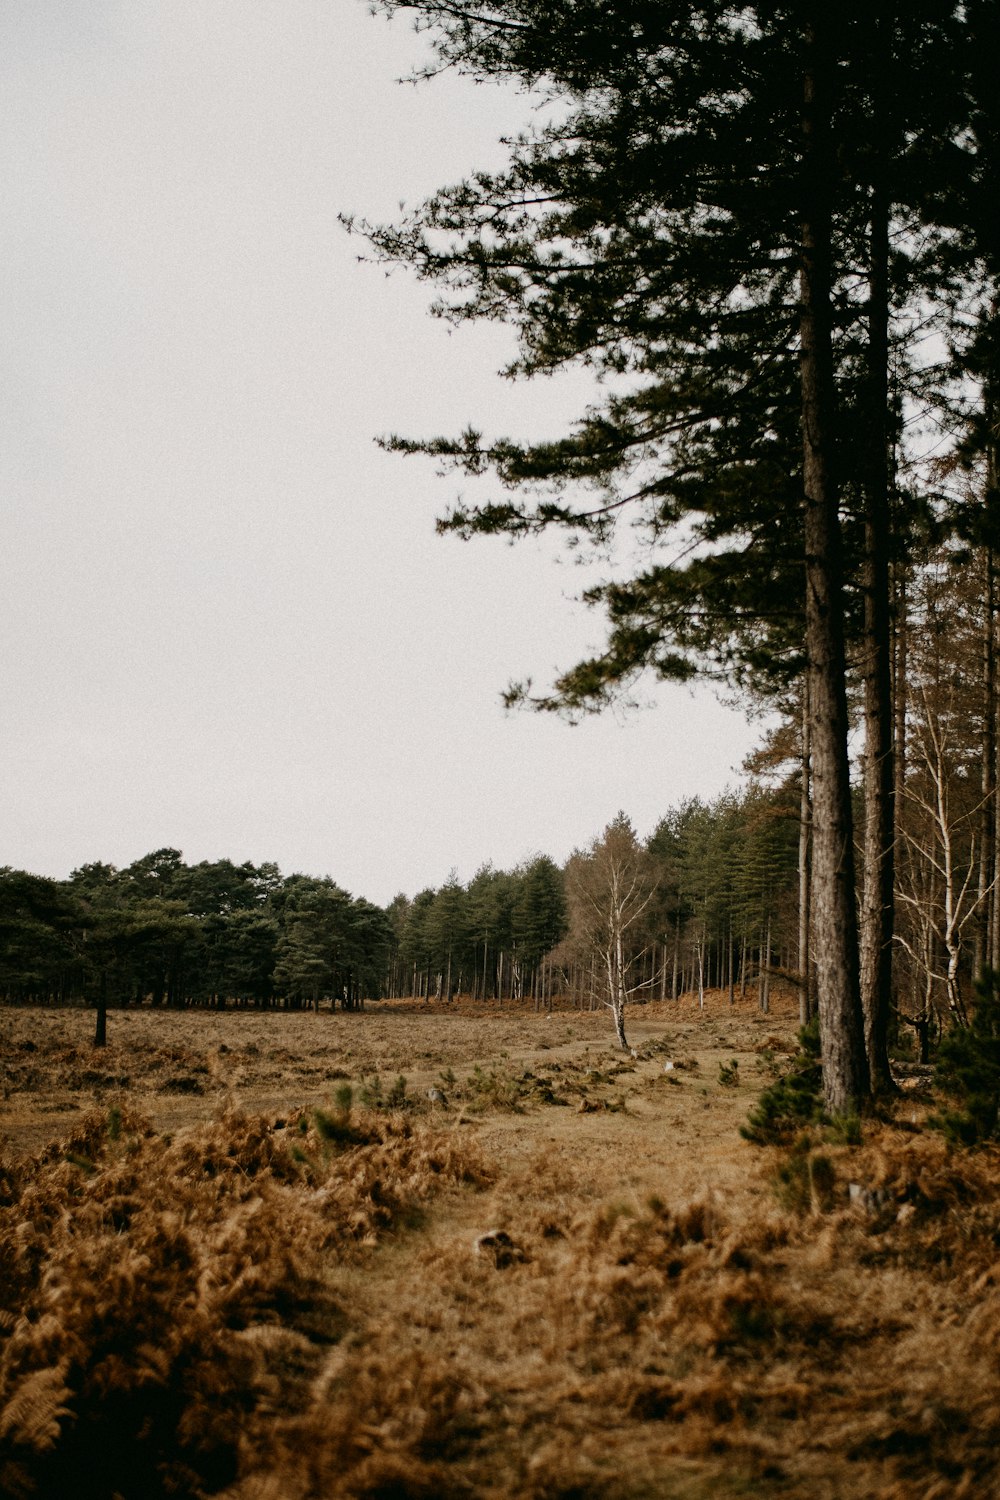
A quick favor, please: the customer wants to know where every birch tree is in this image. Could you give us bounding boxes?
[564,814,658,1049]
[896,555,994,1028]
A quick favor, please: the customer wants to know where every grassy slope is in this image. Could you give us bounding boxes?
[2,993,999,1498]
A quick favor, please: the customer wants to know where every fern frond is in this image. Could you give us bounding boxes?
[0,1364,71,1452]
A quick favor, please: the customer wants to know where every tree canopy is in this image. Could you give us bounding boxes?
[351,0,993,1111]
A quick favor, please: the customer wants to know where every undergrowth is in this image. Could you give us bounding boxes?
[242,1124,1000,1499]
[8,1004,1000,1498]
[2,1126,999,1498]
[741,1018,822,1144]
[931,972,1000,1145]
[0,1106,490,1500]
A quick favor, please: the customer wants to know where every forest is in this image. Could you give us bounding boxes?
[0,789,795,1022]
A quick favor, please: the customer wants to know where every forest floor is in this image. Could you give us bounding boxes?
[2,990,999,1499]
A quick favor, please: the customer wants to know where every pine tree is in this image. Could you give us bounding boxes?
[360,0,943,1106]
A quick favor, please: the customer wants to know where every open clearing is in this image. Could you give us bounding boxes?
[3,993,999,1498]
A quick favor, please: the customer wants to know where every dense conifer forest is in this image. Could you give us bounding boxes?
[1,785,798,1019]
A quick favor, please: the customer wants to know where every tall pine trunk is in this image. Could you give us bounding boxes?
[94,973,108,1048]
[760,915,772,1014]
[986,366,1000,974]
[671,916,680,1000]
[859,56,897,1093]
[800,11,869,1115]
[798,679,812,1023]
[976,545,996,979]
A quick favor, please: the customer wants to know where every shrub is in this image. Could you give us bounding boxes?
[741,1018,822,1145]
[312,1105,360,1147]
[465,1063,525,1112]
[358,1075,383,1108]
[931,972,1000,1145]
[773,1137,837,1215]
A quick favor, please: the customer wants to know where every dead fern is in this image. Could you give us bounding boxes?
[0,1106,491,1499]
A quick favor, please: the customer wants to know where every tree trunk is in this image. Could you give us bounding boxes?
[893,562,909,883]
[859,110,897,1095]
[671,916,680,1000]
[94,974,108,1048]
[798,680,813,1023]
[761,915,772,1015]
[982,309,1000,973]
[800,10,869,1114]
[606,931,630,1048]
[977,546,996,980]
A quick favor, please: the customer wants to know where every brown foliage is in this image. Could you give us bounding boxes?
[0,1106,490,1499]
[5,1005,1000,1497]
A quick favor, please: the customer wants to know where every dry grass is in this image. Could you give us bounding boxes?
[3,989,1000,1497]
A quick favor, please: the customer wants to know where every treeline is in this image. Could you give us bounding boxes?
[0,783,801,1026]
[386,788,799,1017]
[384,857,568,1005]
[0,851,393,1025]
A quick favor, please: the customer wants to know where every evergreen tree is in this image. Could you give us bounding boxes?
[512,855,568,997]
[68,863,196,1044]
[355,0,973,1107]
[383,892,413,998]
[399,887,439,998]
[425,871,471,999]
[270,878,389,1009]
[0,869,79,1004]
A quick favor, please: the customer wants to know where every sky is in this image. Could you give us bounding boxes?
[1,0,766,907]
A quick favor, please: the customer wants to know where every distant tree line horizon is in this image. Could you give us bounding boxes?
[1,781,802,1035]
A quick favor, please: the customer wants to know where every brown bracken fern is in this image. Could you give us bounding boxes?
[0,1106,490,1500]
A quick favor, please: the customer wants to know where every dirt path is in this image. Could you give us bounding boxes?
[300,1005,808,1498]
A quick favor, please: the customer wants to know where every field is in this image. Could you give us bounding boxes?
[3,992,1000,1499]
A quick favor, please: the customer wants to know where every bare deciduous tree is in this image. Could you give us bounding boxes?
[895,558,995,1030]
[897,683,990,1027]
[563,814,658,1050]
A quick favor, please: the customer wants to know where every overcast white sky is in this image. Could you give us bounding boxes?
[1,0,764,906]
